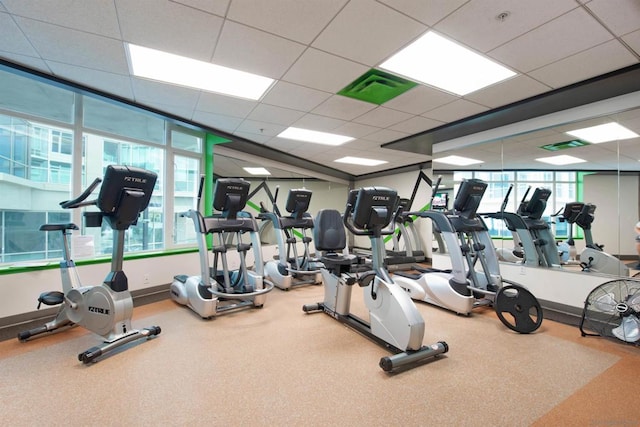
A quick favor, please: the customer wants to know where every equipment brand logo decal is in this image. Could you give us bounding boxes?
[124,176,147,184]
[228,186,244,191]
[88,306,110,315]
[372,196,389,201]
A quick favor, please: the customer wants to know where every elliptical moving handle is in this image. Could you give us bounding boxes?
[59,177,102,209]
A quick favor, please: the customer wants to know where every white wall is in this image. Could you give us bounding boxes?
[583,173,639,256]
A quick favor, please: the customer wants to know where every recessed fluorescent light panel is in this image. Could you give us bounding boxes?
[277,127,354,146]
[126,43,274,100]
[565,122,639,144]
[334,156,388,166]
[535,155,586,166]
[433,155,483,166]
[380,31,516,96]
[243,167,270,175]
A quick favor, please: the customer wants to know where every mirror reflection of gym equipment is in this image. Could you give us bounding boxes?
[258,187,323,290]
[394,178,543,334]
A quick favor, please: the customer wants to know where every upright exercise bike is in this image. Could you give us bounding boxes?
[303,186,448,372]
[259,188,322,290]
[562,202,629,276]
[170,177,274,318]
[18,165,162,363]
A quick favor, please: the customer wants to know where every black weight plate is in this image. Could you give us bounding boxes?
[495,284,543,333]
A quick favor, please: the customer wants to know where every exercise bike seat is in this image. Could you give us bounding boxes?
[39,223,79,232]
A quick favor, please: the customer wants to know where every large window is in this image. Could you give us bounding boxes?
[453,170,578,239]
[0,65,203,265]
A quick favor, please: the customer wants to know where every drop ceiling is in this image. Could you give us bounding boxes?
[0,0,639,180]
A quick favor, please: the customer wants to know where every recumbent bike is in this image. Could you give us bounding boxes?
[18,165,161,364]
[303,186,448,372]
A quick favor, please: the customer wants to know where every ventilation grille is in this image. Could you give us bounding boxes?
[338,69,417,104]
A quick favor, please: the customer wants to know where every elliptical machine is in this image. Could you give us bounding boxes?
[170,177,274,318]
[562,202,629,276]
[259,188,322,290]
[18,165,162,363]
[303,186,448,372]
[394,178,543,334]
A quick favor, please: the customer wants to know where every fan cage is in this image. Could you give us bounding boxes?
[580,279,640,346]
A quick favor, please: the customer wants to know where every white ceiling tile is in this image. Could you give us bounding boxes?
[233,131,272,144]
[261,81,331,112]
[312,0,426,66]
[171,0,230,16]
[282,48,368,93]
[227,0,347,44]
[245,104,306,126]
[383,85,458,114]
[353,106,413,127]
[435,0,577,52]
[292,113,347,131]
[622,29,640,55]
[0,12,40,56]
[1,0,120,38]
[266,137,309,152]
[116,0,223,61]
[132,78,201,109]
[13,17,129,74]
[47,62,134,100]
[529,40,638,89]
[465,75,551,108]
[389,115,443,134]
[378,0,468,26]
[288,144,338,158]
[489,8,613,72]
[362,128,410,143]
[423,99,489,122]
[236,119,286,136]
[311,95,376,121]
[332,122,381,139]
[0,52,50,73]
[213,21,306,79]
[585,0,640,36]
[192,111,243,133]
[196,92,257,118]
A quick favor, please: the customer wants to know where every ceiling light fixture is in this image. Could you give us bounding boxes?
[565,122,639,143]
[379,31,516,96]
[126,43,274,100]
[243,167,271,175]
[334,156,388,166]
[535,155,586,165]
[277,127,354,146]
[433,155,483,166]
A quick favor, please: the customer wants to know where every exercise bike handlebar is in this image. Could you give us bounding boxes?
[430,175,442,206]
[59,177,102,209]
[500,184,514,213]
